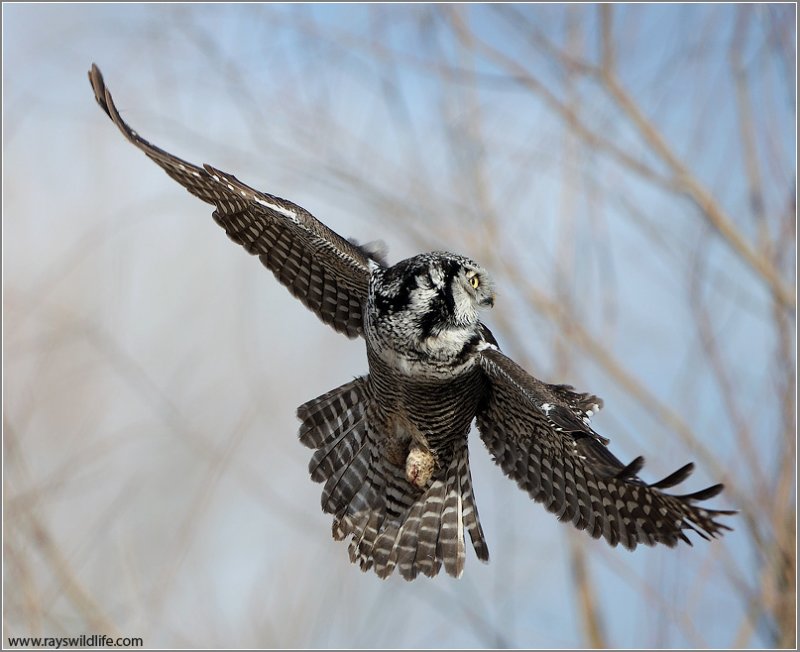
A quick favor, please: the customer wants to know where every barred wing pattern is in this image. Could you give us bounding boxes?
[476,345,735,549]
[89,64,375,338]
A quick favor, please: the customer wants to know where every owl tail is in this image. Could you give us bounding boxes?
[297,379,489,580]
[360,445,490,580]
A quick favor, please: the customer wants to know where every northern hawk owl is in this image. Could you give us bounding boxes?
[89,65,734,580]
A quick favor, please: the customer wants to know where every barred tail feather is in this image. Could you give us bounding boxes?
[349,511,384,573]
[319,433,371,514]
[412,472,448,578]
[297,377,368,450]
[310,420,367,484]
[348,460,412,573]
[381,498,426,579]
[459,454,489,563]
[437,459,466,578]
[356,445,487,580]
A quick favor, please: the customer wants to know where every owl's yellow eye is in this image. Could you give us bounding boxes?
[469,275,480,289]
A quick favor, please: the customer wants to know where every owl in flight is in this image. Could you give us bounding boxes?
[89,65,734,580]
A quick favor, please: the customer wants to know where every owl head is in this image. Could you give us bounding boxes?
[423,252,494,325]
[371,252,493,339]
[372,251,496,343]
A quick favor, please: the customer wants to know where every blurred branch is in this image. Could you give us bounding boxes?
[598,7,794,310]
[445,7,500,233]
[494,4,794,310]
[600,4,615,73]
[421,581,511,648]
[594,543,710,647]
[81,318,320,535]
[569,539,607,648]
[446,8,675,190]
[555,11,608,648]
[5,422,120,635]
[688,243,768,502]
[603,70,793,309]
[689,232,796,647]
[149,404,258,631]
[730,7,767,245]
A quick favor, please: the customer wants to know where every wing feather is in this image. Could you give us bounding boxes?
[88,64,378,338]
[475,345,735,550]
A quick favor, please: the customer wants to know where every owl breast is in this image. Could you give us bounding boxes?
[365,346,486,467]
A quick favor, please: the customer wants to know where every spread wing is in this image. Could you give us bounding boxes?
[88,64,381,338]
[475,344,735,549]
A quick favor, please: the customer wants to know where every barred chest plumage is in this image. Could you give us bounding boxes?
[364,346,486,461]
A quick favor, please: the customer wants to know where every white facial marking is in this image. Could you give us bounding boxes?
[428,266,444,288]
[452,281,478,323]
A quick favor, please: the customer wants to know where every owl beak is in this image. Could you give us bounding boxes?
[481,294,495,308]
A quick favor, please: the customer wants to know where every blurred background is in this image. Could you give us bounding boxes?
[3,3,795,648]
